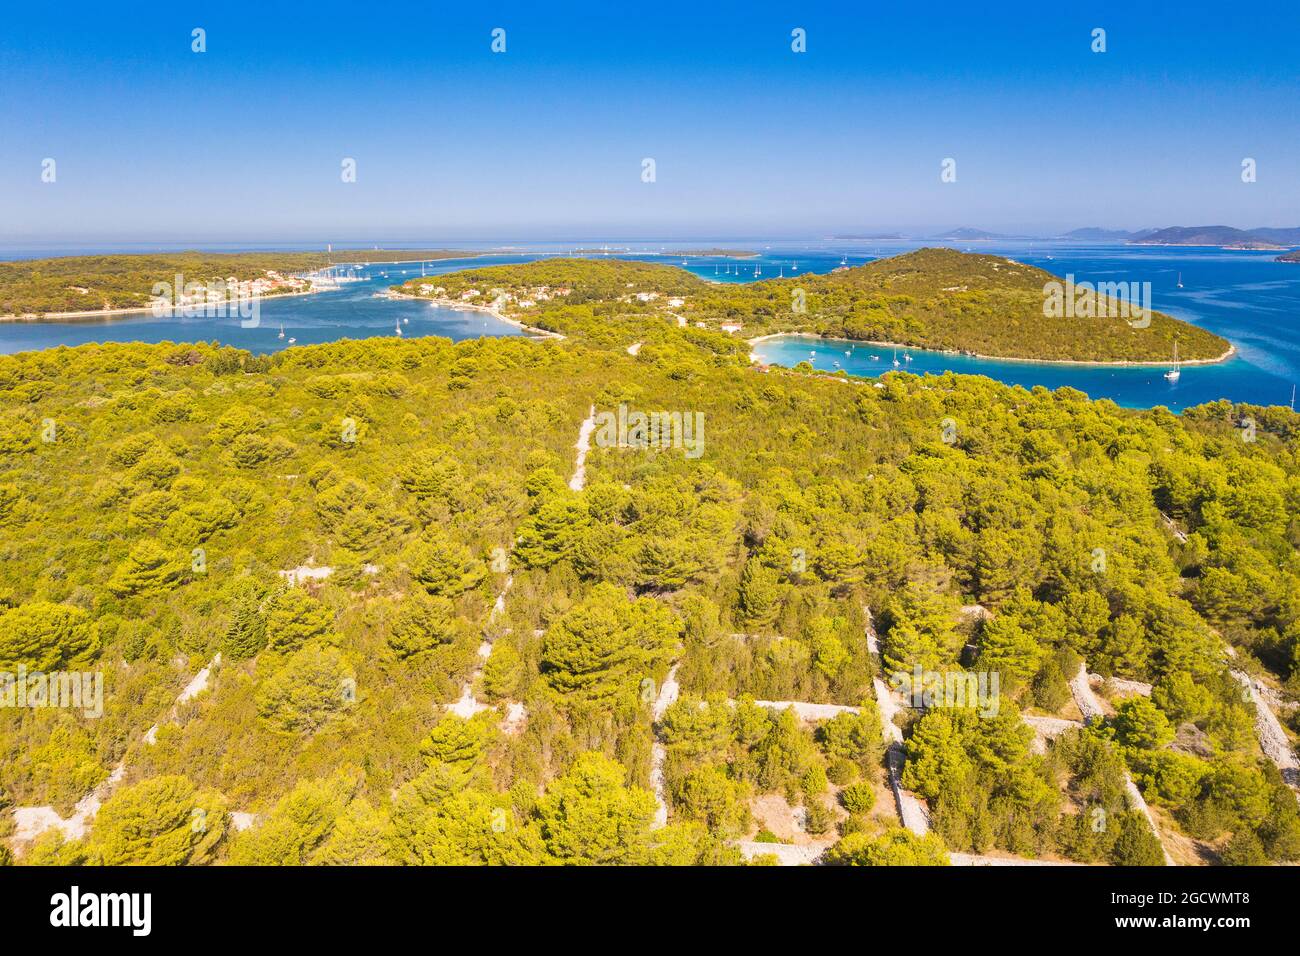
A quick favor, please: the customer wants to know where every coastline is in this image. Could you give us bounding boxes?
[1128,242,1289,252]
[382,291,565,340]
[0,252,491,324]
[0,285,326,324]
[746,331,1237,369]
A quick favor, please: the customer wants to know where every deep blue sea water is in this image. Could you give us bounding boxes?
[709,241,1300,412]
[2,240,1298,411]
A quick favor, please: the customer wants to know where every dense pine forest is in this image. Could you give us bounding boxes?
[0,253,1296,866]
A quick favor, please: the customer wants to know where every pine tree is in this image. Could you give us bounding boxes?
[106,539,185,597]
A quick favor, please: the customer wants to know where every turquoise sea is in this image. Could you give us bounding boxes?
[2,240,1298,412]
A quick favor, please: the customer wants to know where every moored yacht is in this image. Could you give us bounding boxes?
[1164,341,1181,382]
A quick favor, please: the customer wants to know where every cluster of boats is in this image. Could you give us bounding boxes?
[814,347,913,369]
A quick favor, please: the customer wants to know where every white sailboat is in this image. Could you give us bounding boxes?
[892,349,900,367]
[278,324,285,340]
[1177,272,1184,289]
[903,352,912,363]
[1163,341,1181,382]
[395,321,403,337]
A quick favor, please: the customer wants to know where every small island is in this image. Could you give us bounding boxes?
[394,248,1231,365]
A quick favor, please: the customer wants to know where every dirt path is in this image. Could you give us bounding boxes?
[10,653,222,851]
[447,575,515,720]
[1068,663,1107,723]
[1069,662,1176,865]
[568,405,597,492]
[649,664,681,830]
[1232,670,1300,794]
[753,700,861,720]
[862,607,933,837]
[1023,715,1083,754]
[950,852,1082,866]
[736,842,826,865]
[1092,674,1153,699]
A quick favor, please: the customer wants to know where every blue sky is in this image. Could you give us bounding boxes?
[1,0,1298,241]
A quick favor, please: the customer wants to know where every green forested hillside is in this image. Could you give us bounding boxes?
[400,249,1230,363]
[0,258,1296,866]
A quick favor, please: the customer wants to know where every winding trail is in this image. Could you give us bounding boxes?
[447,575,515,720]
[1150,506,1300,800]
[868,611,1170,865]
[1069,662,1176,865]
[864,607,932,838]
[10,653,223,851]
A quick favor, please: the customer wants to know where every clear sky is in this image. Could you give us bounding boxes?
[2,0,1298,242]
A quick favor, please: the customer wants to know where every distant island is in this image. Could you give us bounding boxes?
[324,250,481,264]
[1278,250,1300,263]
[831,225,1300,249]
[1058,228,1154,242]
[395,247,1231,365]
[1126,225,1300,250]
[0,250,479,318]
[928,228,1023,241]
[571,248,758,258]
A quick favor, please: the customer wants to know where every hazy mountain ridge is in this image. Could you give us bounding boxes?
[1127,226,1300,250]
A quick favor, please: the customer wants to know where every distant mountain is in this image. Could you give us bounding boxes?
[1129,225,1300,250]
[833,233,906,241]
[930,227,1015,241]
[1059,227,1155,242]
